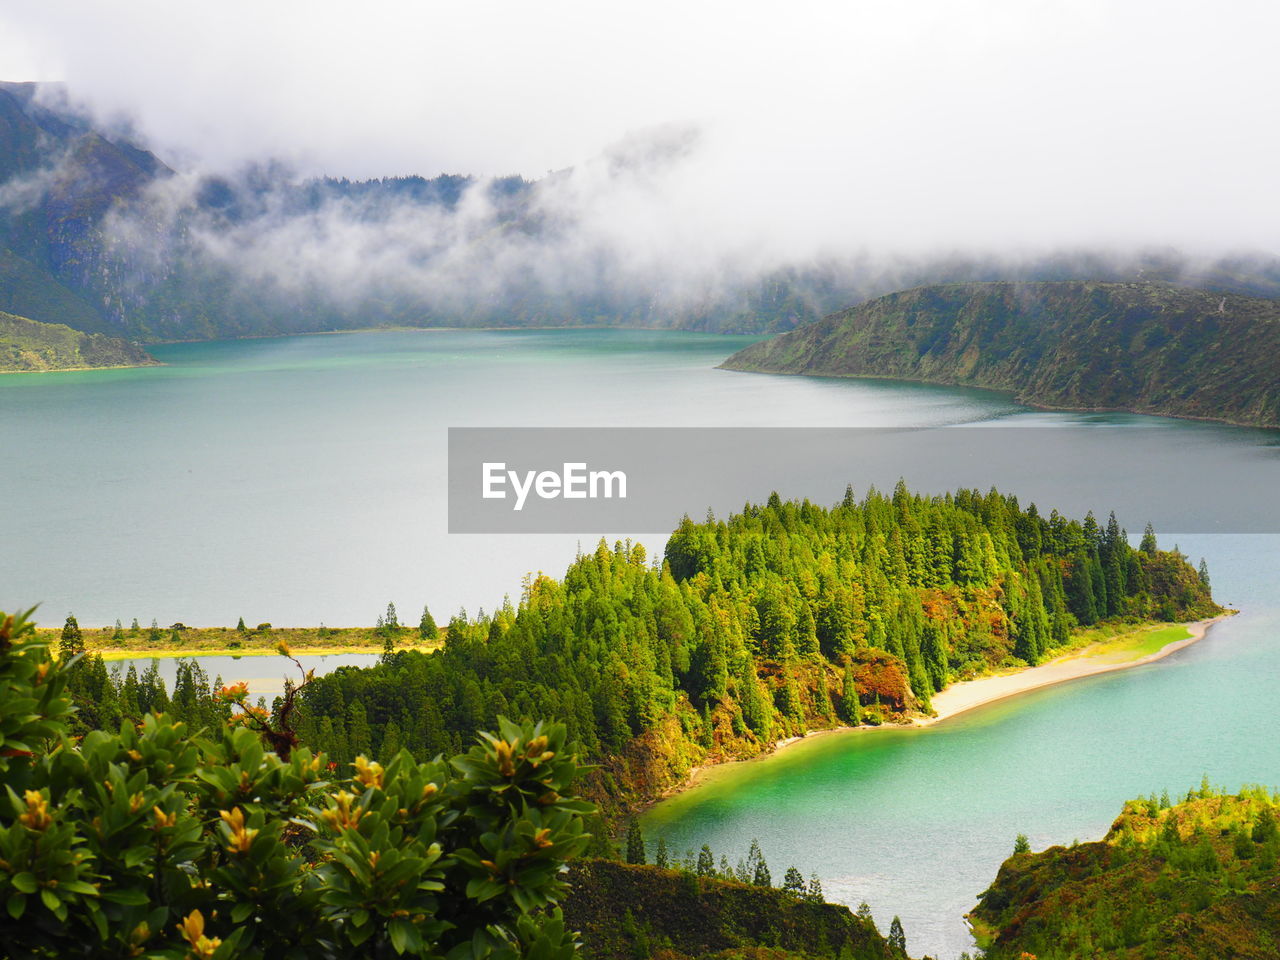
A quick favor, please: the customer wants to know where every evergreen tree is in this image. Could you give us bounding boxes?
[130,617,140,635]
[655,836,669,869]
[856,902,875,928]
[887,916,906,952]
[112,618,124,640]
[696,844,715,876]
[385,601,400,631]
[1014,833,1031,854]
[59,614,84,661]
[419,604,438,641]
[1198,558,1211,589]
[625,819,646,864]
[236,616,247,633]
[752,857,771,887]
[840,662,861,724]
[806,873,824,903]
[148,618,161,642]
[1140,522,1158,553]
[782,866,806,896]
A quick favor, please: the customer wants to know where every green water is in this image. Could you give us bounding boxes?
[3,328,1278,957]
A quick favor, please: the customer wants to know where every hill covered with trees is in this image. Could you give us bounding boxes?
[970,784,1280,959]
[0,308,155,371]
[721,281,1280,427]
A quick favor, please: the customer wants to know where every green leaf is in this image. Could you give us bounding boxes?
[6,894,24,920]
[40,887,60,912]
[388,917,411,954]
[11,872,36,894]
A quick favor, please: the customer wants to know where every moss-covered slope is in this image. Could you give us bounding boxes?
[721,281,1280,427]
[0,309,156,371]
[970,787,1280,959]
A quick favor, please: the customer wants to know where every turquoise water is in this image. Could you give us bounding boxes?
[2,328,1278,957]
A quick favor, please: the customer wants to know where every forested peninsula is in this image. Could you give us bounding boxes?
[721,281,1280,428]
[63,485,1219,820]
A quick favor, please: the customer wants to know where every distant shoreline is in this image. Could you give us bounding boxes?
[664,614,1232,801]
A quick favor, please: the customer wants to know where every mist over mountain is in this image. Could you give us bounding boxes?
[3,79,1280,342]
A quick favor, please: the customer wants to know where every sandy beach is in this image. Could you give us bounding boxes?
[919,614,1228,726]
[668,614,1232,798]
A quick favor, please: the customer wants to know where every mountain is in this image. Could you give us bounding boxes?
[6,80,1280,342]
[969,785,1280,959]
[0,308,155,371]
[721,281,1280,428]
[563,860,905,960]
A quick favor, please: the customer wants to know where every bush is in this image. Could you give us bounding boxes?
[0,605,593,959]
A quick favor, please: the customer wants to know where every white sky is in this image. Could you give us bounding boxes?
[2,0,1278,255]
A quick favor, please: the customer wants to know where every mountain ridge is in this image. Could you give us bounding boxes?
[720,280,1280,428]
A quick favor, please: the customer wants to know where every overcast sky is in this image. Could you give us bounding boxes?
[3,0,1279,255]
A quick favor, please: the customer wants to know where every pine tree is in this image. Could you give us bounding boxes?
[112,619,124,640]
[148,618,161,642]
[1140,522,1158,553]
[655,837,669,869]
[888,916,906,952]
[385,602,400,631]
[625,819,645,864]
[130,617,140,635]
[782,866,806,896]
[856,902,875,928]
[840,662,861,724]
[752,857,771,887]
[236,616,247,633]
[1198,558,1211,589]
[419,604,438,641]
[59,614,84,661]
[806,873,824,903]
[1014,833,1031,854]
[696,844,715,876]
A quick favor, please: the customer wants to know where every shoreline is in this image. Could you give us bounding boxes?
[716,364,1280,431]
[667,614,1232,799]
[915,614,1227,727]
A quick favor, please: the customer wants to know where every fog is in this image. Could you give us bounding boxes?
[3,0,1278,301]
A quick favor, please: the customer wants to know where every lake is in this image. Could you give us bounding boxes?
[2,328,1278,957]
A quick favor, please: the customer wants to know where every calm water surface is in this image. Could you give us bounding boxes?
[2,328,1278,957]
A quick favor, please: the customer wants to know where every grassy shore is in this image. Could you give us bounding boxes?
[42,623,443,661]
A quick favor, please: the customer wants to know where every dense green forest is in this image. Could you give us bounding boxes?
[0,309,155,372]
[970,783,1280,959]
[722,281,1280,428]
[62,485,1218,818]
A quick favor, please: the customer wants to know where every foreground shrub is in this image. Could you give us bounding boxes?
[0,606,592,959]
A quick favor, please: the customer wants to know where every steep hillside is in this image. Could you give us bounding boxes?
[970,786,1280,959]
[722,281,1280,427]
[563,860,905,960]
[0,309,155,371]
